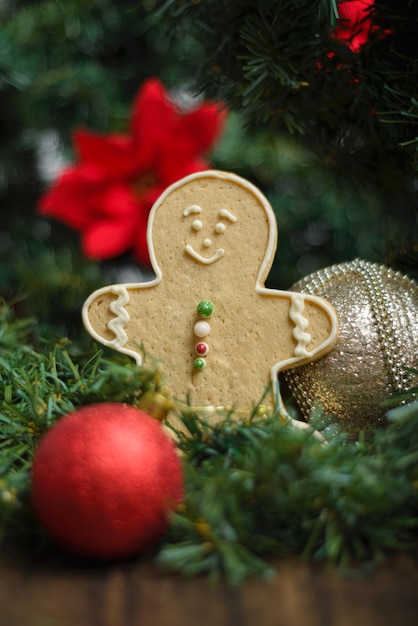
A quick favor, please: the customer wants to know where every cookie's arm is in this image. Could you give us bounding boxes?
[271,292,338,437]
[271,291,338,380]
[82,285,142,365]
[289,292,338,364]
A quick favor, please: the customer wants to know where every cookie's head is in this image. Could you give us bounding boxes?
[147,171,277,289]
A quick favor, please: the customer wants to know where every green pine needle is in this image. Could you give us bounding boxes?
[148,0,418,191]
[0,300,166,544]
[159,401,418,584]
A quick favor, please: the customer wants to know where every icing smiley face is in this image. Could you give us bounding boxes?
[183,205,238,265]
[82,170,338,429]
[148,173,275,287]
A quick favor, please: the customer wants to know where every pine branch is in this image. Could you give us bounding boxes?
[148,0,418,192]
[1,301,418,582]
[159,402,418,584]
[0,301,167,544]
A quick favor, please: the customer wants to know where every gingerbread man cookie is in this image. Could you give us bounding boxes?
[82,170,338,421]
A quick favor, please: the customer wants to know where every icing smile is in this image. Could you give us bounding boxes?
[185,244,224,265]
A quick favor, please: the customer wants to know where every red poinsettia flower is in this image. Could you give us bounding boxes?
[38,78,226,266]
[333,0,376,52]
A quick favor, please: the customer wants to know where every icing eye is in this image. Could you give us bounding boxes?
[215,222,226,233]
[192,219,203,231]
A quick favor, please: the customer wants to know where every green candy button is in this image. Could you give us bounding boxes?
[197,300,214,318]
[194,358,206,370]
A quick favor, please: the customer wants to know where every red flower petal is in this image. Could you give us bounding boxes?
[37,77,227,267]
[99,184,141,219]
[132,223,151,266]
[130,78,177,167]
[334,0,375,52]
[74,130,139,180]
[38,164,106,229]
[157,136,210,183]
[171,103,227,155]
[82,215,141,260]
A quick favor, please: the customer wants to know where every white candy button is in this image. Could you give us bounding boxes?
[194,321,211,338]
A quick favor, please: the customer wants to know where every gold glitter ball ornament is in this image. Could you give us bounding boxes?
[283,258,418,438]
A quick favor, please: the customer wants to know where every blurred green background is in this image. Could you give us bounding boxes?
[0,0,416,339]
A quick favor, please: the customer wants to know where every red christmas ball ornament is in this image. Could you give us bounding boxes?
[31,403,183,560]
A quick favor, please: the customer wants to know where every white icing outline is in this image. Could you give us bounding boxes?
[184,244,224,264]
[82,170,339,412]
[219,208,237,222]
[289,293,313,358]
[183,205,201,216]
[107,285,130,348]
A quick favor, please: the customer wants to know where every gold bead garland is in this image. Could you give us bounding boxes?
[283,258,418,438]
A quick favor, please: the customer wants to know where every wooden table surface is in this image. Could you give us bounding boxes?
[1,548,417,626]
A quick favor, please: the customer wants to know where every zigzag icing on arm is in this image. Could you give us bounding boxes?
[107,285,130,348]
[289,293,313,358]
